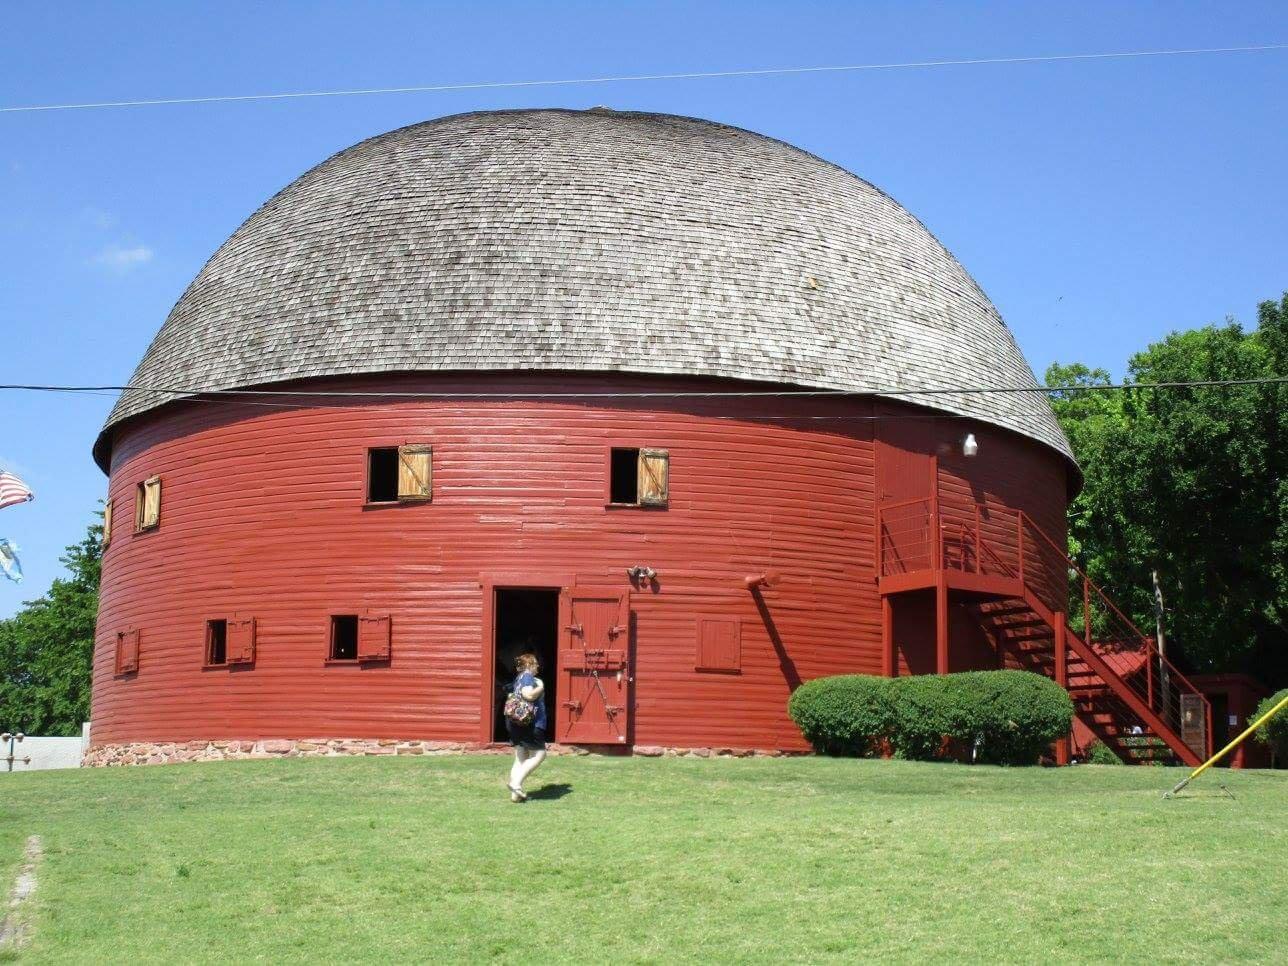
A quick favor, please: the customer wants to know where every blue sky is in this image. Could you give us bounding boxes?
[1,1,1285,616]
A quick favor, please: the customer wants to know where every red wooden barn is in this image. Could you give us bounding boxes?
[87,109,1211,766]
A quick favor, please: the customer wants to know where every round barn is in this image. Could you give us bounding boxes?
[88,108,1130,765]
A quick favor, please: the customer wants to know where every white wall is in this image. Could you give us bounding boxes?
[2,723,89,772]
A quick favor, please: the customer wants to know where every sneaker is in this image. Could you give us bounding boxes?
[507,783,527,802]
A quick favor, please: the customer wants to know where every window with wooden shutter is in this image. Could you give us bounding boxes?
[102,499,114,548]
[397,445,432,501]
[638,448,670,506]
[206,620,228,665]
[609,447,670,507]
[116,629,140,675]
[227,618,256,665]
[135,476,161,531]
[329,615,359,660]
[357,615,392,662]
[696,617,740,673]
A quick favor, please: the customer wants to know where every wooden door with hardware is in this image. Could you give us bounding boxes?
[557,587,631,744]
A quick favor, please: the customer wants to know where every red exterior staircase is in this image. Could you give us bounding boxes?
[877,499,1211,767]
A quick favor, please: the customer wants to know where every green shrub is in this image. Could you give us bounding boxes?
[1251,688,1288,763]
[888,670,1074,766]
[787,675,893,757]
[1084,740,1123,765]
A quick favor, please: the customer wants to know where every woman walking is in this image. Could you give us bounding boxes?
[505,652,547,802]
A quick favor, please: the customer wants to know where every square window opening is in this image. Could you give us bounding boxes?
[206,619,228,666]
[610,448,640,505]
[330,615,359,661]
[367,448,399,503]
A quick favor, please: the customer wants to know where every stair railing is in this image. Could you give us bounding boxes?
[933,503,1211,759]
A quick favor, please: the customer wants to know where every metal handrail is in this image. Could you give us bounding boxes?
[878,499,1212,758]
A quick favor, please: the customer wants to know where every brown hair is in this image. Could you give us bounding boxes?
[515,652,539,673]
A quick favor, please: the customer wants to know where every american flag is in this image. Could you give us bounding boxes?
[0,471,34,511]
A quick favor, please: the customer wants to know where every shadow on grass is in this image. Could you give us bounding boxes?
[526,783,573,801]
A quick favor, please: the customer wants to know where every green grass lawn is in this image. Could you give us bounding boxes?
[1,756,1284,963]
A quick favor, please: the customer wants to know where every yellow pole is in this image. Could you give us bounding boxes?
[1166,692,1288,797]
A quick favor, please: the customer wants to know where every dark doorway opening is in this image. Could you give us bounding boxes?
[493,589,560,742]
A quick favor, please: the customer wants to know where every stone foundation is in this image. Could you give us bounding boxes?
[82,738,800,767]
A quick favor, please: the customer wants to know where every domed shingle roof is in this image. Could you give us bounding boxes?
[96,108,1072,469]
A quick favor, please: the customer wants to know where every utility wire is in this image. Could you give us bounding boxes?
[7,378,1285,423]
[3,376,1286,400]
[3,43,1286,114]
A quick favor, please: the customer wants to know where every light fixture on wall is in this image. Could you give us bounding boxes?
[962,433,979,457]
[627,565,657,582]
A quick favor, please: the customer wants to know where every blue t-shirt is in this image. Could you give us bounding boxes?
[516,671,547,732]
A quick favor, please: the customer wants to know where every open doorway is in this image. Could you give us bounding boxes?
[492,588,561,742]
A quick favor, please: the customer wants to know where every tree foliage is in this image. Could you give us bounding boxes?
[1046,293,1288,679]
[0,515,101,735]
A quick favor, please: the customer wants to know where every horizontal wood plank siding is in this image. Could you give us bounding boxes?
[92,373,1069,751]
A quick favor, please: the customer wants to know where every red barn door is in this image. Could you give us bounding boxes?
[557,587,630,745]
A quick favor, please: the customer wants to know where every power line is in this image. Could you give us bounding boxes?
[4,43,1286,114]
[3,375,1285,401]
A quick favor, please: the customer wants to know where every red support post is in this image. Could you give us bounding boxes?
[881,595,894,678]
[1054,613,1069,766]
[936,575,949,675]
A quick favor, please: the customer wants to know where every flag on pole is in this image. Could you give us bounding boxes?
[0,538,21,584]
[0,471,34,511]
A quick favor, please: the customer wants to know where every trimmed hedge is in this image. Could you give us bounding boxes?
[787,675,893,757]
[1252,688,1288,763]
[789,670,1074,766]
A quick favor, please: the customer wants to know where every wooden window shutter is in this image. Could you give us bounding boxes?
[102,499,114,548]
[227,618,257,665]
[136,476,161,530]
[116,629,140,674]
[397,445,432,501]
[357,615,392,661]
[638,448,670,506]
[696,618,740,672]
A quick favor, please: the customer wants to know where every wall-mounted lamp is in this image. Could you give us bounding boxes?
[627,565,657,582]
[962,433,979,458]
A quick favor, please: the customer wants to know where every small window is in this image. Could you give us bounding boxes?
[367,449,399,503]
[610,448,639,504]
[696,617,740,673]
[134,476,161,532]
[330,615,359,661]
[206,620,228,666]
[368,445,432,503]
[102,498,114,549]
[609,447,669,507]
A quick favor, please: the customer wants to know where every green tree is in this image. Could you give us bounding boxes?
[1046,293,1288,679]
[0,514,101,735]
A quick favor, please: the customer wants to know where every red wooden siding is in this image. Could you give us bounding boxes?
[91,372,1070,752]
